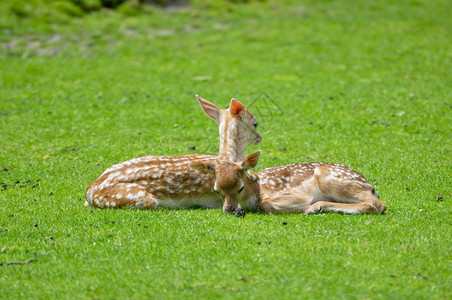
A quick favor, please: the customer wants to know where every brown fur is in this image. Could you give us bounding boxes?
[85,96,261,210]
[201,152,386,215]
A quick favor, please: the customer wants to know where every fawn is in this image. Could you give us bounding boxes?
[85,96,261,211]
[191,151,386,215]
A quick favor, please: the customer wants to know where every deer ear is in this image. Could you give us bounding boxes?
[196,95,221,124]
[241,151,261,171]
[230,98,246,120]
[190,162,216,175]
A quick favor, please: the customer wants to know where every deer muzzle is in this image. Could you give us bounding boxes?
[222,196,239,214]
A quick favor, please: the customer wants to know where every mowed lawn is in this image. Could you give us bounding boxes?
[0,0,451,298]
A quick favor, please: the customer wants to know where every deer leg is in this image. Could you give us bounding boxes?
[87,183,158,210]
[259,193,311,214]
[304,200,380,215]
[307,182,386,215]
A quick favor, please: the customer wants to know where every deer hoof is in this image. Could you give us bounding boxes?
[304,206,320,215]
[233,208,246,218]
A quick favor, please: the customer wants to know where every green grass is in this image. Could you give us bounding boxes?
[1,0,451,298]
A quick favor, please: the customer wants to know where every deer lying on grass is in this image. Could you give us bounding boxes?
[191,151,386,215]
[85,96,261,211]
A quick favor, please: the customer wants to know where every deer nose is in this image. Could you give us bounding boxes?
[223,195,239,214]
[255,134,262,144]
[223,205,235,214]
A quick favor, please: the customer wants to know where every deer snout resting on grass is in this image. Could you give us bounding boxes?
[85,95,261,210]
[190,151,260,215]
[191,151,386,215]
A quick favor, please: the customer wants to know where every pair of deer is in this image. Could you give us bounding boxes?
[85,96,386,216]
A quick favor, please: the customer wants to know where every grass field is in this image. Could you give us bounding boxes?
[1,0,451,298]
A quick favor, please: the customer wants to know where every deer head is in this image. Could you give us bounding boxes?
[190,151,261,214]
[196,95,262,161]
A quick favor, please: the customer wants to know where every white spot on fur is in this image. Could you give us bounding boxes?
[164,176,174,184]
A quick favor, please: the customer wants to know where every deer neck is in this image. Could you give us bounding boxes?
[218,118,246,162]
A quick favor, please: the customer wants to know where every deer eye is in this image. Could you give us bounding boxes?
[238,186,244,193]
[253,123,258,128]
[214,189,220,195]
